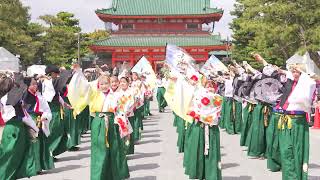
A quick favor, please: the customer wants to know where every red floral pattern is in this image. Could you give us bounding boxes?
[190,75,198,82]
[117,118,128,136]
[201,97,210,106]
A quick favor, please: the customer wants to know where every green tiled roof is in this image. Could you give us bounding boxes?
[96,0,223,16]
[93,35,224,47]
[209,50,231,56]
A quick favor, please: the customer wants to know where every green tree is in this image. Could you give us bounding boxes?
[80,30,110,56]
[231,0,320,68]
[39,12,81,66]
[74,29,111,67]
[0,0,42,65]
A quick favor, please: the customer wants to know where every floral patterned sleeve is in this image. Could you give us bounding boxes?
[114,90,135,138]
[187,87,222,126]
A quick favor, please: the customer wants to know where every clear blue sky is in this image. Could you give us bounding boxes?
[21,0,236,39]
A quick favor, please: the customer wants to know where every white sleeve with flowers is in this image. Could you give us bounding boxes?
[114,90,134,138]
[187,87,222,126]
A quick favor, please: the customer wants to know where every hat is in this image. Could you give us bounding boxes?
[45,65,60,75]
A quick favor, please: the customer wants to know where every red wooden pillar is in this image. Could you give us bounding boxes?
[130,53,135,67]
[204,51,209,59]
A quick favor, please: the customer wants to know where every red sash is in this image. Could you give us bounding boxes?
[0,111,5,126]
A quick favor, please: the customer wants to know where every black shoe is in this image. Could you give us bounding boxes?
[69,146,80,151]
[308,121,314,127]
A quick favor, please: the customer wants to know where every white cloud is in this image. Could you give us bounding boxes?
[213,0,236,39]
[22,0,235,38]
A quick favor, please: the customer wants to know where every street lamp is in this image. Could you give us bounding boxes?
[77,32,81,65]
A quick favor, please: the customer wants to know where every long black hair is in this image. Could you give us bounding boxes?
[120,76,130,83]
[0,73,14,98]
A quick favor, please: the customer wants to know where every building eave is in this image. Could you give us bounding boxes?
[96,13,223,22]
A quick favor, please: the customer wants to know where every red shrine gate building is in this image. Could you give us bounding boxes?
[90,0,229,71]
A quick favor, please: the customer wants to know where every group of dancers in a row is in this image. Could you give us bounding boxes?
[0,64,154,180]
[162,54,317,180]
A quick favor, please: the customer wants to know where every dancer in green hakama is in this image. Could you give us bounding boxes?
[184,79,222,180]
[176,115,186,153]
[234,100,243,134]
[0,118,27,180]
[273,66,314,180]
[17,77,54,178]
[91,112,129,180]
[156,74,167,112]
[223,98,236,134]
[219,97,226,129]
[69,71,130,180]
[266,112,281,172]
[240,103,254,146]
[44,65,69,158]
[246,103,270,158]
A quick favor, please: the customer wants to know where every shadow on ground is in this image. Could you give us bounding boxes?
[141,134,161,138]
[309,163,320,169]
[129,163,160,172]
[81,138,91,143]
[308,175,320,180]
[129,176,157,180]
[43,165,85,174]
[143,123,159,126]
[57,153,90,162]
[222,175,252,180]
[136,139,162,145]
[128,152,161,160]
[77,145,91,152]
[222,163,240,170]
[142,130,163,133]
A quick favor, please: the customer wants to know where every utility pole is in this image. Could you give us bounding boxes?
[78,32,81,65]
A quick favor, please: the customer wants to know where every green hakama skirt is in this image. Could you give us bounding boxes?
[218,97,226,129]
[17,130,54,178]
[91,112,129,180]
[47,103,64,155]
[223,98,236,135]
[278,114,309,180]
[127,116,135,155]
[17,113,54,178]
[138,106,144,131]
[176,115,186,153]
[65,107,80,149]
[184,122,222,180]
[266,112,281,172]
[144,99,151,116]
[234,101,243,134]
[183,122,192,168]
[78,106,90,134]
[52,107,70,156]
[156,87,167,111]
[240,103,254,146]
[173,113,178,128]
[133,108,143,141]
[246,103,270,157]
[0,119,27,180]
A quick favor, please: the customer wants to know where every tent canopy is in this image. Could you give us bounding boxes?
[0,47,20,72]
[286,52,320,75]
[27,65,47,77]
